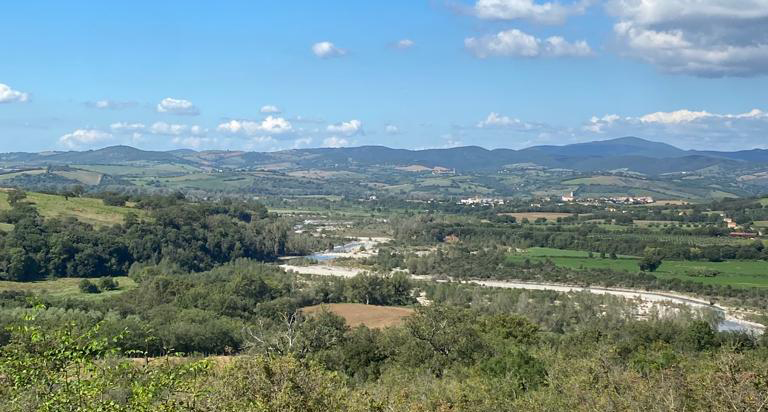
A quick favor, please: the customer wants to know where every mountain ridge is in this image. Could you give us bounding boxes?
[1,137,767,175]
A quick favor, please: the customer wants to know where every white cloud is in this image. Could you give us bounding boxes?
[473,0,593,24]
[87,99,135,110]
[465,29,593,58]
[583,108,768,150]
[584,114,621,133]
[476,112,541,131]
[156,97,200,115]
[312,41,347,58]
[0,83,29,103]
[110,122,146,133]
[59,129,113,148]
[327,119,363,136]
[608,0,768,77]
[149,122,205,136]
[395,39,415,49]
[293,137,313,148]
[385,124,400,134]
[640,109,713,124]
[260,105,281,114]
[323,136,349,148]
[217,116,293,136]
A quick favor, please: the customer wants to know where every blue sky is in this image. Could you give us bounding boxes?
[1,0,767,152]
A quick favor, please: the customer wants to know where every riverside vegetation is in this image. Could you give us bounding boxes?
[0,190,767,410]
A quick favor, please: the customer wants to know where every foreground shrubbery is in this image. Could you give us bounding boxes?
[1,300,767,411]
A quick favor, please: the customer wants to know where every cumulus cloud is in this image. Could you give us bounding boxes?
[395,39,415,49]
[59,129,113,148]
[260,105,281,114]
[607,0,768,77]
[156,97,200,115]
[385,124,400,134]
[0,83,29,103]
[323,136,350,148]
[86,99,136,110]
[476,112,544,131]
[327,119,363,136]
[465,29,593,58]
[150,122,205,136]
[217,116,294,136]
[583,108,768,150]
[110,122,146,133]
[472,0,593,24]
[293,137,313,148]
[312,41,347,58]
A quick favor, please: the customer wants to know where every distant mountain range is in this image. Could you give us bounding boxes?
[2,137,767,176]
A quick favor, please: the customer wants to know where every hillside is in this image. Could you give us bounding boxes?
[0,189,141,227]
[0,137,767,199]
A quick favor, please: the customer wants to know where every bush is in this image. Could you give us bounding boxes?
[98,276,119,291]
[78,279,100,294]
[638,255,662,272]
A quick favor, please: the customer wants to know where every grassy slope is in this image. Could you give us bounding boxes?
[0,276,136,301]
[508,247,768,288]
[0,190,142,226]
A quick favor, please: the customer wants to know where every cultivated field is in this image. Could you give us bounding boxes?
[508,248,768,288]
[302,303,413,329]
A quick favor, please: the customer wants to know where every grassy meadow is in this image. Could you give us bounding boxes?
[508,247,768,288]
[0,190,142,226]
[0,276,136,301]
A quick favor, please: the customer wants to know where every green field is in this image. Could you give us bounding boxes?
[0,169,46,180]
[74,163,202,175]
[0,190,142,226]
[0,276,136,301]
[509,247,768,288]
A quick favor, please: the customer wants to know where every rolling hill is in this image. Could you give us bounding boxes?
[0,137,767,198]
[1,137,766,176]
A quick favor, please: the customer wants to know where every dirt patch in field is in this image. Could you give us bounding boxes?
[302,303,413,329]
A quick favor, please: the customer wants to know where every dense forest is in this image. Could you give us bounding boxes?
[0,191,331,281]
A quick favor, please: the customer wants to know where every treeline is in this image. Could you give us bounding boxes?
[0,193,331,281]
[390,246,768,309]
[395,220,768,262]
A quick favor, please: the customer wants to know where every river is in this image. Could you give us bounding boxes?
[283,241,765,335]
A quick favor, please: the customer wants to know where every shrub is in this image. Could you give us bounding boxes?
[98,276,119,291]
[78,279,100,294]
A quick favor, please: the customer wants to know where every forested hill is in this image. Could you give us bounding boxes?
[3,137,768,175]
[0,190,330,281]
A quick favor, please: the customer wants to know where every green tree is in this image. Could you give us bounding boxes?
[638,255,662,272]
[6,189,26,205]
[79,279,101,294]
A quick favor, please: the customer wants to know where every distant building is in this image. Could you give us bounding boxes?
[562,192,575,202]
[459,197,505,206]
